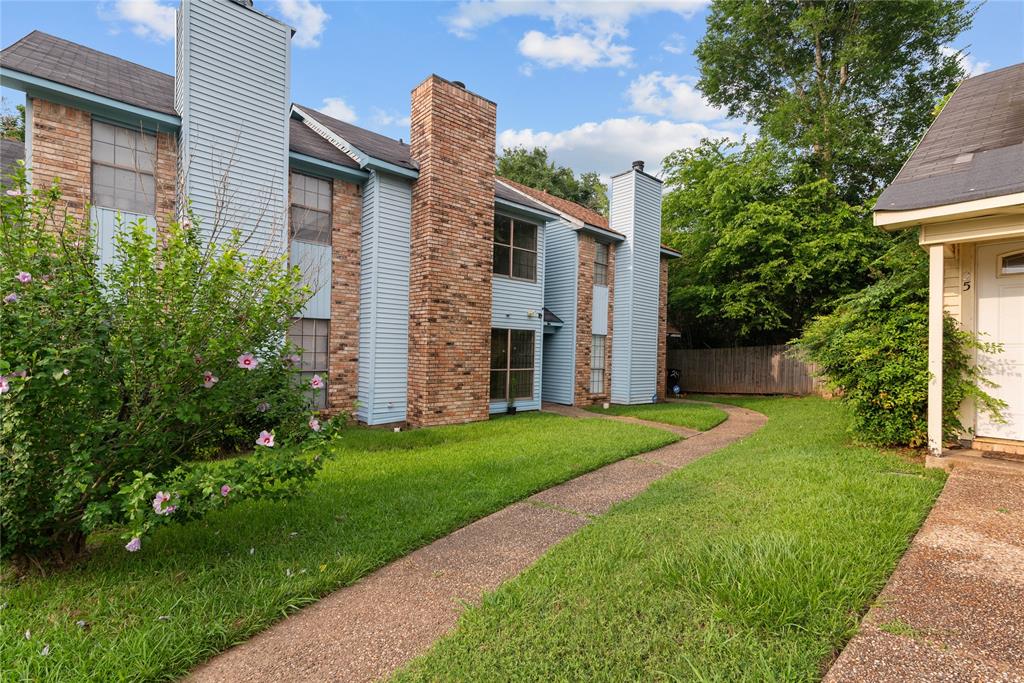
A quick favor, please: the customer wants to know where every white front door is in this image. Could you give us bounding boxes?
[976,239,1024,441]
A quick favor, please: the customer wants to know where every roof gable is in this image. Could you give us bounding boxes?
[497,176,615,233]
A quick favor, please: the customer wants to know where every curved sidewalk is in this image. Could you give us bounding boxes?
[187,402,765,683]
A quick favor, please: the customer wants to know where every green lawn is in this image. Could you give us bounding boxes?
[586,401,728,431]
[1,413,676,682]
[395,397,946,682]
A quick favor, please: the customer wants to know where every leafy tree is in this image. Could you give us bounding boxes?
[497,146,608,215]
[696,0,974,201]
[796,231,1004,447]
[1,99,26,142]
[662,138,888,347]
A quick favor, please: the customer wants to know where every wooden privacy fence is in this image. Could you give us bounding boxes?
[666,345,826,396]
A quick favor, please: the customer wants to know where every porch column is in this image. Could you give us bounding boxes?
[927,243,945,455]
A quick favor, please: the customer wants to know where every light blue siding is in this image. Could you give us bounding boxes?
[540,219,578,405]
[357,171,412,425]
[610,171,662,404]
[290,240,331,318]
[490,216,546,414]
[592,285,609,335]
[90,207,155,268]
[175,0,291,257]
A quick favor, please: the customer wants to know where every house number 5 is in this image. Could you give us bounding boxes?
[962,271,972,292]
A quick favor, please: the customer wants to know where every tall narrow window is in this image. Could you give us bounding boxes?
[490,328,535,401]
[91,121,156,215]
[493,214,538,281]
[590,334,606,393]
[287,317,329,409]
[594,242,609,286]
[290,172,333,245]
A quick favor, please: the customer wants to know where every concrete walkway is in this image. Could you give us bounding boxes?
[825,460,1024,683]
[187,401,765,683]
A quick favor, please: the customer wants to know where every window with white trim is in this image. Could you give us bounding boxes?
[1000,251,1024,275]
[290,172,333,245]
[590,334,606,393]
[490,328,535,401]
[594,242,609,286]
[91,121,156,215]
[493,214,538,281]
[288,317,328,409]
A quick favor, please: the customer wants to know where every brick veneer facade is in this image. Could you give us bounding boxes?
[406,76,496,426]
[29,98,91,223]
[657,257,669,399]
[30,98,177,230]
[574,236,615,406]
[326,179,361,416]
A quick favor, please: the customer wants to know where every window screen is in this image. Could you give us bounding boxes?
[590,334,606,393]
[290,172,333,245]
[287,317,329,409]
[91,121,157,215]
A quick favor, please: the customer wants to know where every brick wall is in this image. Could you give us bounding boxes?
[407,76,496,427]
[30,98,178,230]
[29,98,91,223]
[657,257,669,399]
[574,237,615,406]
[327,179,361,416]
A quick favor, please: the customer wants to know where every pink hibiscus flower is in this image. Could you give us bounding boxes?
[256,430,275,447]
[16,272,31,284]
[125,537,142,552]
[237,352,258,370]
[202,371,219,388]
[3,293,17,304]
[152,491,177,516]
[309,374,324,389]
[0,376,9,394]
[220,484,231,497]
[309,417,321,432]
[5,188,23,197]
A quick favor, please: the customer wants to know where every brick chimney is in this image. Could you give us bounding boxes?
[407,76,496,426]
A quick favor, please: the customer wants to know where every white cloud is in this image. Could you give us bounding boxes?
[626,72,723,121]
[447,1,708,38]
[276,0,330,48]
[519,30,632,69]
[101,0,176,42]
[498,116,742,178]
[320,97,357,123]
[449,1,707,71]
[661,33,685,55]
[371,108,410,128]
[940,46,990,77]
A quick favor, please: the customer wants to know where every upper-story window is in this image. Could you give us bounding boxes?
[290,172,333,245]
[91,121,156,215]
[493,214,537,281]
[594,242,610,286]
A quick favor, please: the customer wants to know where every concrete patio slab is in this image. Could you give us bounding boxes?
[824,464,1024,683]
[187,401,764,683]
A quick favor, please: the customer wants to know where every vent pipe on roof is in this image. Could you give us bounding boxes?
[632,160,645,173]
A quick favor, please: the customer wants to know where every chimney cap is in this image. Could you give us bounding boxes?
[451,80,466,89]
[632,160,645,172]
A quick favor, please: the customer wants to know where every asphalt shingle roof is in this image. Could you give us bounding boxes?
[876,63,1024,212]
[1,138,25,181]
[297,105,418,171]
[497,177,617,233]
[1,31,177,116]
[494,179,556,214]
[289,118,359,169]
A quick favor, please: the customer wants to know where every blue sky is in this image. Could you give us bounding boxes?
[2,0,1022,177]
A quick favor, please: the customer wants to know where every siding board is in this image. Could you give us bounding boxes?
[541,219,578,405]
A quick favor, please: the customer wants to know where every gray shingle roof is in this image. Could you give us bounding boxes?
[1,31,177,116]
[1,138,25,181]
[876,63,1024,212]
[494,179,555,215]
[289,118,359,169]
[297,105,418,171]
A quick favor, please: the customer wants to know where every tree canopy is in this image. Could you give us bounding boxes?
[696,0,973,201]
[497,146,608,215]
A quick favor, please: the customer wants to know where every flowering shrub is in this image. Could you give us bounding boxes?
[0,167,339,563]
